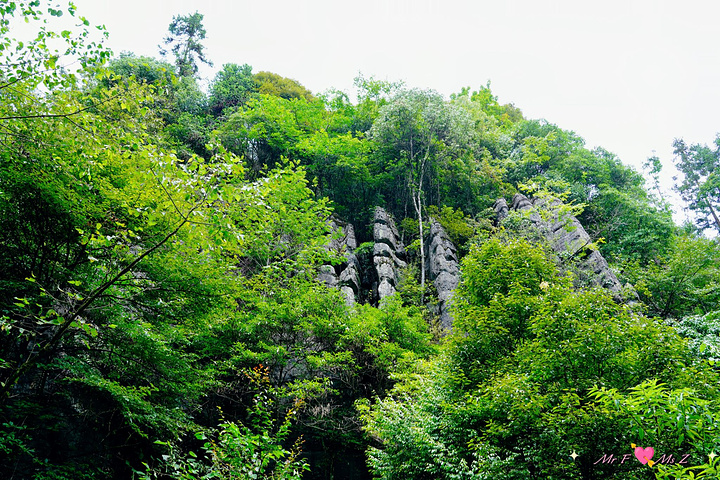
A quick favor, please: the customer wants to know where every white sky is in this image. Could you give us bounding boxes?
[68,0,720,218]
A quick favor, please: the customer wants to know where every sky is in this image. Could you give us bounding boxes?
[66,0,720,218]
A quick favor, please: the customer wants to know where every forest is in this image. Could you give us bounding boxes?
[2,3,720,479]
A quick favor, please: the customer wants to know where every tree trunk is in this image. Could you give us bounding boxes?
[413,190,425,303]
[413,153,428,304]
[704,197,720,233]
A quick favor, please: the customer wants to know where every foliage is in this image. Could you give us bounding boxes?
[623,234,720,318]
[451,82,524,130]
[671,311,720,363]
[359,362,486,480]
[140,366,309,480]
[505,119,675,263]
[215,94,305,175]
[591,380,720,455]
[254,71,315,100]
[4,2,720,479]
[363,237,716,480]
[591,380,720,480]
[209,63,256,115]
[368,87,476,212]
[673,136,720,234]
[426,205,476,254]
[0,0,110,89]
[106,53,175,86]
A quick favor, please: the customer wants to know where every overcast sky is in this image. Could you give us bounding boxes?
[68,0,720,217]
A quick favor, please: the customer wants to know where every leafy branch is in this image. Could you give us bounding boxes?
[0,197,205,398]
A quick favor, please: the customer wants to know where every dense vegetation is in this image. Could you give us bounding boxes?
[1,3,720,479]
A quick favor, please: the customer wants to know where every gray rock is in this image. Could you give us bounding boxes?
[434,271,459,302]
[327,217,357,253]
[377,279,396,300]
[374,257,398,286]
[318,264,338,288]
[426,219,460,331]
[373,207,405,255]
[373,242,407,268]
[512,193,533,210]
[373,207,406,301]
[494,198,509,224]
[343,223,358,250]
[339,254,361,294]
[320,218,360,304]
[373,223,400,251]
[497,195,623,295]
[340,286,356,305]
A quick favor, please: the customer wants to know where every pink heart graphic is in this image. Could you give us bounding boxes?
[634,446,655,464]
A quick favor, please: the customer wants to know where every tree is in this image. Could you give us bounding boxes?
[624,234,720,318]
[369,88,474,298]
[253,71,314,101]
[363,236,717,480]
[673,136,720,234]
[209,63,256,115]
[160,11,212,77]
[0,0,110,90]
[106,53,175,86]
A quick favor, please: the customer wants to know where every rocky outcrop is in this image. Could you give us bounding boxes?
[338,255,361,305]
[493,198,509,225]
[426,219,460,330]
[318,196,625,331]
[502,193,623,294]
[373,207,406,301]
[321,218,361,305]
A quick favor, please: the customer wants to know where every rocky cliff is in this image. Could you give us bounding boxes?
[496,193,623,294]
[320,218,361,305]
[373,207,407,302]
[320,194,623,329]
[426,219,460,330]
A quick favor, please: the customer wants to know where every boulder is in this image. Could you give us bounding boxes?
[318,264,338,288]
[494,198,509,224]
[339,254,361,294]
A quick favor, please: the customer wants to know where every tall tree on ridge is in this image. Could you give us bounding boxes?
[160,11,212,77]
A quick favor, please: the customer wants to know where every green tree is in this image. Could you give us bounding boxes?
[106,52,175,86]
[624,234,720,318]
[160,11,212,77]
[363,236,717,480]
[673,135,720,234]
[209,63,256,115]
[254,71,314,101]
[0,0,110,90]
[369,88,474,297]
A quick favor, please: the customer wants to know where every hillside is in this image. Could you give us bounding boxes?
[2,4,720,480]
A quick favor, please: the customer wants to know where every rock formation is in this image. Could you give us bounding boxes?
[320,218,361,305]
[502,193,623,294]
[493,198,509,225]
[372,207,406,301]
[319,195,623,330]
[426,219,460,330]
